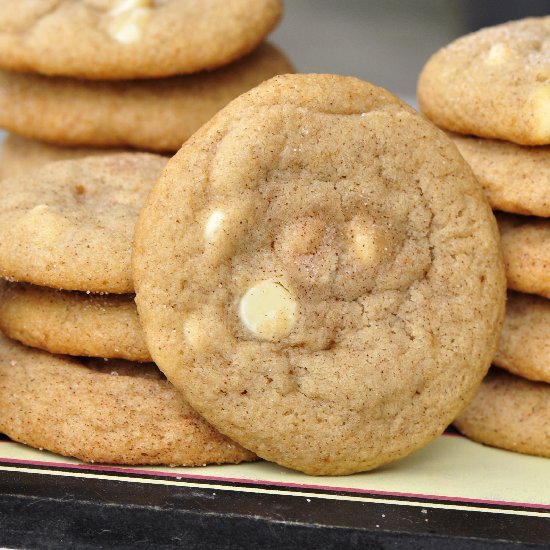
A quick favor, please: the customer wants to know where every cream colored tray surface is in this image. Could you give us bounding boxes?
[1,433,548,514]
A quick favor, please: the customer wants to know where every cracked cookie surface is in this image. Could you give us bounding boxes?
[0,333,256,465]
[418,17,550,145]
[0,280,150,361]
[0,153,166,293]
[0,0,282,79]
[0,43,293,152]
[133,74,505,475]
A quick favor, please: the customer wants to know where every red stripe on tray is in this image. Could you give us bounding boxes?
[0,446,548,510]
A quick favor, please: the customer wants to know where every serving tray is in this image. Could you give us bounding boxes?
[1,431,549,548]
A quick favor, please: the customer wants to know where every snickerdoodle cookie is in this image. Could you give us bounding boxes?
[0,0,282,79]
[494,291,550,383]
[0,43,293,151]
[454,368,550,458]
[0,134,130,180]
[0,153,166,293]
[498,213,550,298]
[0,280,150,361]
[418,17,550,145]
[449,133,550,217]
[133,74,506,475]
[0,333,256,465]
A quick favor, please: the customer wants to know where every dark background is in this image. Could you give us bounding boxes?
[271,0,549,102]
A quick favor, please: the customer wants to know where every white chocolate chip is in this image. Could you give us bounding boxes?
[239,280,297,341]
[106,0,152,44]
[109,0,152,15]
[183,310,227,351]
[353,229,379,263]
[485,43,513,65]
[30,204,49,214]
[183,318,201,347]
[349,219,387,266]
[204,210,225,242]
[106,8,151,43]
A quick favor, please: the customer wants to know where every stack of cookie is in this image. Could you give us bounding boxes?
[0,0,288,465]
[0,71,508,474]
[0,154,256,465]
[0,0,291,175]
[418,16,550,458]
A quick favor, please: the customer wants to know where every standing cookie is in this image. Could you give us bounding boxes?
[133,74,506,475]
[418,17,550,145]
[0,0,282,79]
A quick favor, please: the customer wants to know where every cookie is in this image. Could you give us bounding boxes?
[0,333,256,465]
[0,134,130,180]
[0,0,282,79]
[0,153,166,293]
[449,133,550,217]
[0,280,150,362]
[454,368,550,458]
[494,291,550,383]
[133,74,506,475]
[418,17,550,145]
[498,213,550,299]
[0,43,293,152]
